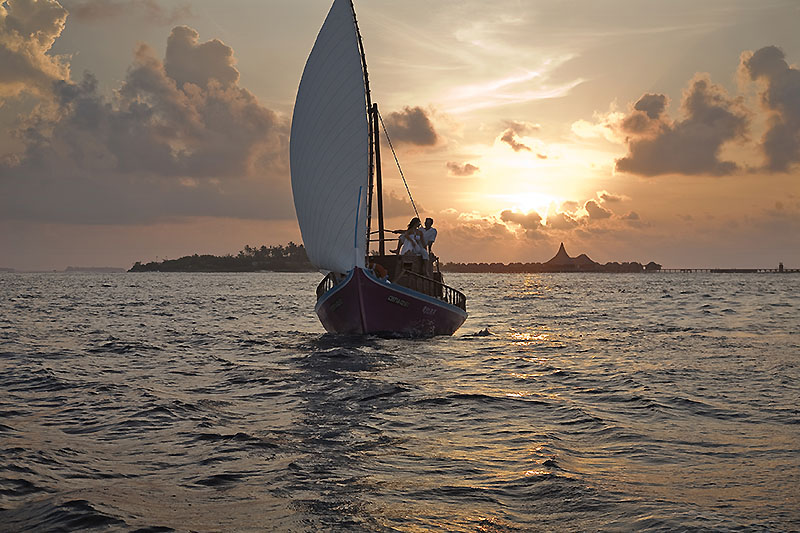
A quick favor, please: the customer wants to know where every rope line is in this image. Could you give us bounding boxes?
[377,110,419,220]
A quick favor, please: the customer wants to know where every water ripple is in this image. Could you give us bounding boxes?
[0,272,798,530]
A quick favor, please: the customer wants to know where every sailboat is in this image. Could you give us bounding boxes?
[290,0,467,336]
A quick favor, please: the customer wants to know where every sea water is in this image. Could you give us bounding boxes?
[1,272,798,531]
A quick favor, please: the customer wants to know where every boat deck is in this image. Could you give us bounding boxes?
[317,254,466,311]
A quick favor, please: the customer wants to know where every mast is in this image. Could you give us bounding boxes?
[349,1,375,256]
[372,104,386,255]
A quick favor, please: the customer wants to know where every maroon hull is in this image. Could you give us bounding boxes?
[315,267,467,336]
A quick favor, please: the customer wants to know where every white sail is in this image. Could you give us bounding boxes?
[290,0,369,273]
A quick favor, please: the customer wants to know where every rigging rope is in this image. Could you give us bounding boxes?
[377,110,420,220]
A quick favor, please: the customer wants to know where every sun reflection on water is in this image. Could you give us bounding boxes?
[510,332,549,345]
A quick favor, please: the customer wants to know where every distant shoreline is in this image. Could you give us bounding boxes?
[3,242,794,274]
[440,263,797,274]
[2,268,796,274]
[441,265,798,274]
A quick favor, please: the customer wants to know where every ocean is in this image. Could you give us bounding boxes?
[1,272,798,531]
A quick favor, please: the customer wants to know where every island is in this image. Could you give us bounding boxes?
[129,243,316,272]
[128,241,792,274]
[129,242,656,273]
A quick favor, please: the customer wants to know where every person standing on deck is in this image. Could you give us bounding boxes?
[421,217,437,277]
[422,218,437,258]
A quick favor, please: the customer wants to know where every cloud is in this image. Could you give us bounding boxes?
[560,200,580,212]
[382,190,422,218]
[498,120,539,152]
[633,93,667,119]
[571,108,628,144]
[495,188,638,238]
[740,45,800,172]
[584,199,612,219]
[499,210,547,241]
[546,211,579,230]
[164,26,237,89]
[0,0,69,99]
[446,161,479,176]
[500,128,530,151]
[598,190,624,203]
[500,209,542,230]
[382,106,438,146]
[63,0,191,25]
[615,75,749,176]
[0,23,291,224]
[447,212,518,244]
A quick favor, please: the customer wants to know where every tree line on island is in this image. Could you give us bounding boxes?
[129,242,662,273]
[129,243,315,272]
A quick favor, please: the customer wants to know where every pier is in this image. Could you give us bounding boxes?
[655,268,799,273]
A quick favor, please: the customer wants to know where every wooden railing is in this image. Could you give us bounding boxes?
[316,271,337,300]
[316,267,467,312]
[395,270,467,311]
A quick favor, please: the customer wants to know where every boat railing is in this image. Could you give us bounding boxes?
[316,267,466,312]
[316,271,337,300]
[395,270,467,311]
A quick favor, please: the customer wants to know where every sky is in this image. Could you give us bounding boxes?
[1,0,799,270]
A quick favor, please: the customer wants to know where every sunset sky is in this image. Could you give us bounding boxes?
[1,0,798,270]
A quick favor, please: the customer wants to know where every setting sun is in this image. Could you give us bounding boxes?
[491,192,562,224]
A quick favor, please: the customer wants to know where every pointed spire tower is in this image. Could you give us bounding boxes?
[546,242,572,266]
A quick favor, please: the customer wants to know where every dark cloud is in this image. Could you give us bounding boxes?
[499,120,539,152]
[621,94,669,135]
[447,216,516,244]
[634,93,667,119]
[0,0,69,98]
[63,0,192,25]
[382,106,438,146]
[584,200,612,219]
[0,24,291,224]
[621,211,642,227]
[446,161,479,176]
[500,209,542,230]
[500,128,530,151]
[740,46,800,172]
[546,211,579,230]
[615,75,749,176]
[382,190,422,218]
[165,26,238,89]
[504,120,539,135]
[598,191,623,203]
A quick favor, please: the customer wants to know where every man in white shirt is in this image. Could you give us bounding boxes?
[422,217,437,257]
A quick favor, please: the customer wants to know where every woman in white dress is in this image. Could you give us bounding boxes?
[394,217,427,259]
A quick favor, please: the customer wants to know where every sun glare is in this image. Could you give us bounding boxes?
[492,192,562,222]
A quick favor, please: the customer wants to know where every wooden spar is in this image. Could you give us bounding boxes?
[350,0,374,255]
[373,103,385,255]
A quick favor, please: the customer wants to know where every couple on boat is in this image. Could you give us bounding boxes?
[393,217,436,260]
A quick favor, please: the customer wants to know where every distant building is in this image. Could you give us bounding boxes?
[541,243,602,272]
[441,243,653,273]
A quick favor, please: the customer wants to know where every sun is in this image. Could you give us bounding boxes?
[491,191,562,223]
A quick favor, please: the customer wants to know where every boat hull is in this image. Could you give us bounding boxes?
[315,267,467,336]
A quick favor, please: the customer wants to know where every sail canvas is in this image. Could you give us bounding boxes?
[290,0,369,273]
